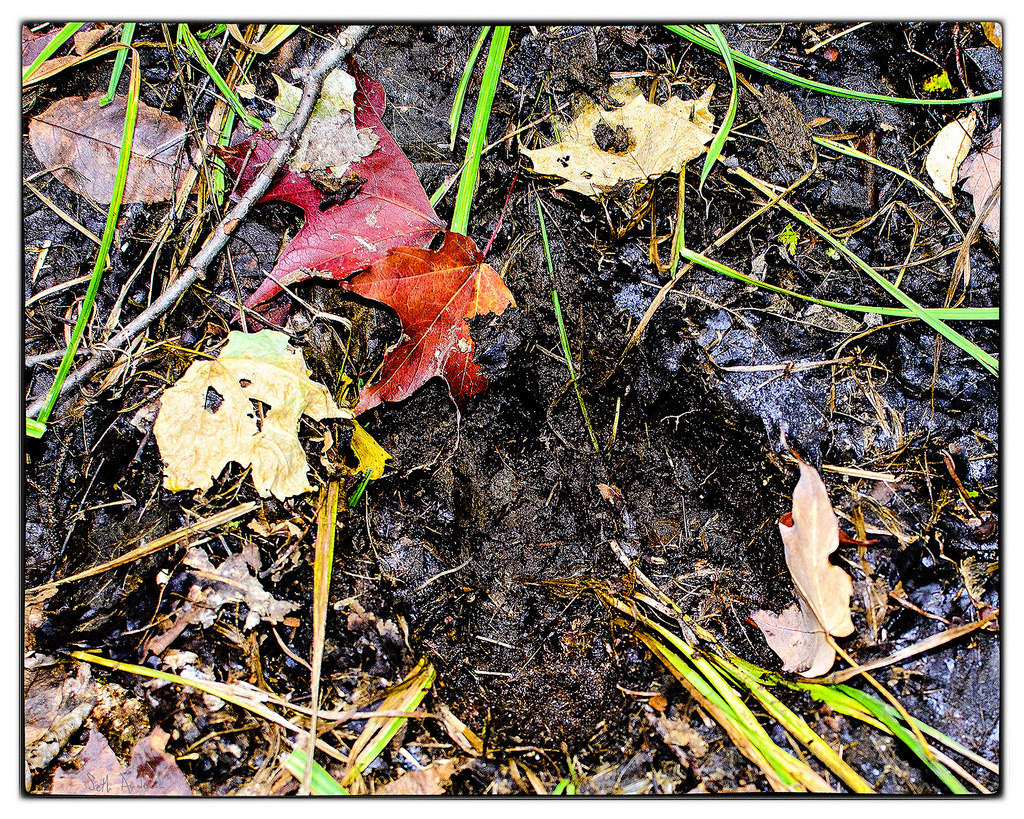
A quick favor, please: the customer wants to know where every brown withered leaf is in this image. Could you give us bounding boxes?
[29,92,189,204]
[378,759,459,795]
[959,123,1001,245]
[751,458,855,677]
[51,726,192,795]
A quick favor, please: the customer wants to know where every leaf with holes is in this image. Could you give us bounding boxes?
[341,231,516,414]
[522,82,715,197]
[219,61,444,308]
[750,457,855,677]
[154,330,352,500]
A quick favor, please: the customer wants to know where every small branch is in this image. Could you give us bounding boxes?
[26,25,371,420]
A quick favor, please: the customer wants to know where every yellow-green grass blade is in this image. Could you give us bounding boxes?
[699,24,737,190]
[100,24,135,106]
[177,24,262,130]
[29,45,141,435]
[285,749,349,795]
[22,23,85,82]
[340,658,436,787]
[677,245,997,322]
[449,26,492,151]
[667,25,1000,105]
[451,26,509,236]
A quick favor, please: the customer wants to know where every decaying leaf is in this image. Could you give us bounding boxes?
[959,123,1000,245]
[340,231,517,414]
[29,92,189,204]
[51,726,193,795]
[925,111,977,199]
[522,83,715,197]
[270,66,378,175]
[24,661,97,789]
[379,759,459,795]
[154,330,351,500]
[751,458,855,677]
[220,62,444,307]
[182,544,299,629]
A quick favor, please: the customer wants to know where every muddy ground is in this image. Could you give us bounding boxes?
[23,23,1000,795]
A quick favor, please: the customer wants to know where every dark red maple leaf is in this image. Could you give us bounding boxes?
[341,231,516,414]
[220,61,444,307]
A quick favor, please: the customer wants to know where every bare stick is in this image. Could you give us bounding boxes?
[26,25,371,420]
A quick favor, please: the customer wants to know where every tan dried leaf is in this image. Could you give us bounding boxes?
[379,759,459,795]
[925,112,977,199]
[522,84,715,197]
[751,459,855,677]
[29,92,189,204]
[959,123,1000,245]
[154,330,352,500]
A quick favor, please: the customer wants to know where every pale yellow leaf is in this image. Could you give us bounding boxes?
[154,330,352,500]
[522,84,715,197]
[752,459,855,677]
[925,112,977,199]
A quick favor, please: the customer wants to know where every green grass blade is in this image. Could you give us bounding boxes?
[284,750,349,795]
[677,245,997,321]
[537,197,601,452]
[734,168,998,375]
[28,46,141,435]
[667,25,1000,105]
[177,24,262,130]
[100,23,135,106]
[22,22,84,82]
[449,26,492,151]
[836,685,968,793]
[699,25,738,190]
[451,26,509,236]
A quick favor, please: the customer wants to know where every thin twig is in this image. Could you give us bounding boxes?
[25,25,370,420]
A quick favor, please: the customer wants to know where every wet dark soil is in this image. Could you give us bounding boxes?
[23,23,999,795]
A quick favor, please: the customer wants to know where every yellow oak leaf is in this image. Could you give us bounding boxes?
[154,330,352,500]
[522,83,715,197]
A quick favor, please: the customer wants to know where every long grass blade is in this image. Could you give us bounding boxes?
[302,480,341,794]
[284,749,349,795]
[677,246,996,321]
[450,26,492,151]
[537,197,601,452]
[699,24,738,190]
[451,26,509,236]
[100,23,135,106]
[341,659,435,788]
[667,25,1000,105]
[177,24,262,130]
[28,45,142,437]
[733,167,998,375]
[22,23,84,82]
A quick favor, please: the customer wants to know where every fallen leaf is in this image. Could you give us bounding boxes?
[219,61,444,308]
[349,421,392,479]
[751,458,855,677]
[24,661,97,789]
[925,111,977,199]
[29,92,190,204]
[22,24,107,76]
[379,758,459,795]
[339,231,516,414]
[959,123,1000,245]
[922,69,952,93]
[182,544,299,630]
[154,329,352,500]
[982,22,1002,49]
[522,83,715,197]
[52,727,192,795]
[270,66,378,176]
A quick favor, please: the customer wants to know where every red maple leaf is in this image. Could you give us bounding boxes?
[341,232,516,414]
[220,61,444,307]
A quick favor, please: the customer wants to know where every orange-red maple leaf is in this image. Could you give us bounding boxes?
[341,232,516,414]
